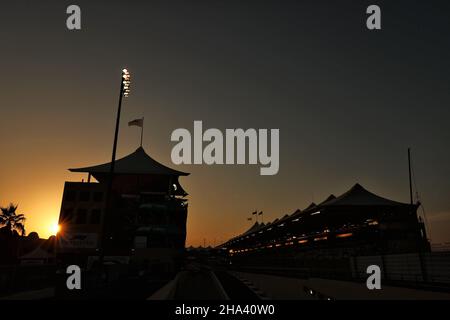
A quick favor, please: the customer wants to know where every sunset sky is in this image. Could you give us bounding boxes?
[1,0,450,246]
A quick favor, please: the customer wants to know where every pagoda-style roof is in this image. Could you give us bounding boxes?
[69,147,189,176]
[322,183,409,207]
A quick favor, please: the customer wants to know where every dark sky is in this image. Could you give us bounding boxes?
[1,0,450,246]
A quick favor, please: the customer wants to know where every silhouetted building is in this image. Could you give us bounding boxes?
[220,184,430,260]
[56,147,189,271]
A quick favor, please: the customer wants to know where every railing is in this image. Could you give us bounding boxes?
[229,251,450,291]
[0,264,56,296]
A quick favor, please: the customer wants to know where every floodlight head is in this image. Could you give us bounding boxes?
[121,68,131,97]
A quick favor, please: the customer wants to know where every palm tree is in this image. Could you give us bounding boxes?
[0,203,26,236]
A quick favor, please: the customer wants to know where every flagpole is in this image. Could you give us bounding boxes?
[140,117,144,147]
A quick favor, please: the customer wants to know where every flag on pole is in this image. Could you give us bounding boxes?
[129,117,144,147]
[128,118,143,127]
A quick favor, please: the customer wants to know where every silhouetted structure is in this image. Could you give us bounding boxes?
[56,147,189,272]
[220,184,430,260]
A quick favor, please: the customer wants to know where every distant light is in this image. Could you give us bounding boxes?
[336,232,353,238]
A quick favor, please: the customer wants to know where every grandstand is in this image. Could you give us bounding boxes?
[219,184,430,263]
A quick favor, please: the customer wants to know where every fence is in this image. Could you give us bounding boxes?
[0,264,56,295]
[350,252,450,286]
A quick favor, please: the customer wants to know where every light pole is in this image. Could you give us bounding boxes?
[100,68,131,261]
[110,68,131,174]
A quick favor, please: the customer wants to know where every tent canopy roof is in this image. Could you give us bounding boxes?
[303,202,317,212]
[322,183,410,207]
[318,194,336,206]
[20,246,53,260]
[223,183,413,245]
[242,222,261,235]
[69,147,189,176]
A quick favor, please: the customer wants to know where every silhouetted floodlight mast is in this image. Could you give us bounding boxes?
[100,68,132,260]
[110,68,131,177]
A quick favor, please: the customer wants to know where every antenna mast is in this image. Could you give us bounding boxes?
[408,147,413,205]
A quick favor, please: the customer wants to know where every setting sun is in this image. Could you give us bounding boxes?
[50,223,60,235]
